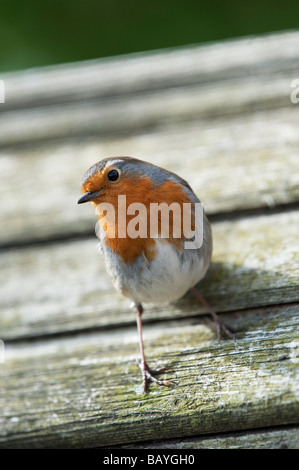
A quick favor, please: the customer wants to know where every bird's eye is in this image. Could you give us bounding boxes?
[107,169,119,181]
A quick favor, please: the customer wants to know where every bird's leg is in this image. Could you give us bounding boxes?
[190,287,235,340]
[132,303,174,392]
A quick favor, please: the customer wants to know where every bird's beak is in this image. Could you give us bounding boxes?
[77,190,102,204]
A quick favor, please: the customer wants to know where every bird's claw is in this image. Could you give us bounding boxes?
[214,318,236,341]
[135,359,175,392]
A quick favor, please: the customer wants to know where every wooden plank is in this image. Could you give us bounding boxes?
[120,426,299,449]
[0,74,293,148]
[2,30,298,112]
[1,106,299,247]
[0,31,298,148]
[1,304,298,448]
[1,209,298,341]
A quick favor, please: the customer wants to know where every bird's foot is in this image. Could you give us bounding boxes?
[135,359,175,393]
[212,313,235,341]
[190,287,235,341]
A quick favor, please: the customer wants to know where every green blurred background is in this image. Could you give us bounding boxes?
[1,0,299,73]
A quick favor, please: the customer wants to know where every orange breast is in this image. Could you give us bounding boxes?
[92,176,195,263]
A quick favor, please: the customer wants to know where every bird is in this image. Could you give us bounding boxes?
[78,156,233,392]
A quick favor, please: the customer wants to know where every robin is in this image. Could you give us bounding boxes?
[78,156,233,392]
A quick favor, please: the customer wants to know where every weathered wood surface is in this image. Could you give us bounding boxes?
[0,106,299,247]
[0,30,299,448]
[1,304,298,448]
